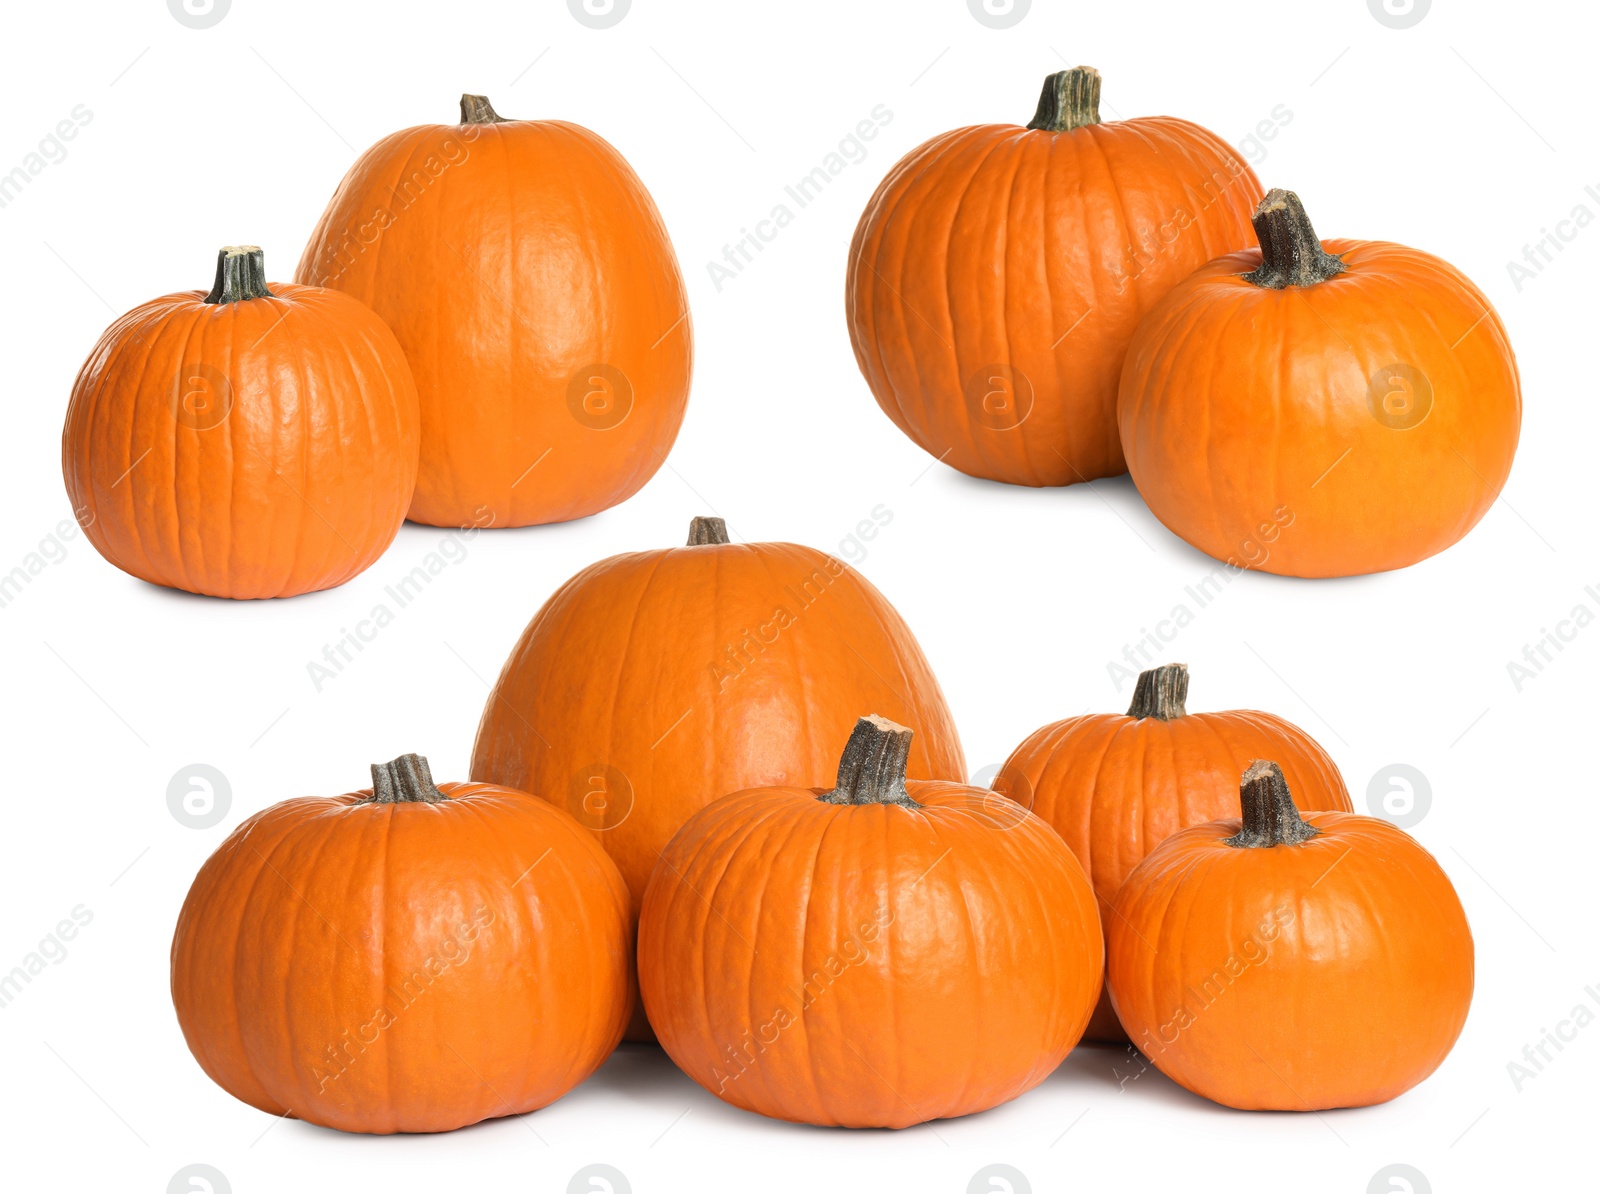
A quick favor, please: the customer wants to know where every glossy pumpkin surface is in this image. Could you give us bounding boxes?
[847,67,1260,486]
[62,247,418,599]
[296,95,691,529]
[1119,189,1521,576]
[171,756,632,1134]
[638,718,1102,1128]
[994,664,1351,1042]
[1107,761,1473,1110]
[471,519,965,1041]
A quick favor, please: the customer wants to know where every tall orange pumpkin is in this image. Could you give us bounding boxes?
[846,66,1261,486]
[1107,760,1474,1110]
[297,94,691,529]
[638,716,1103,1128]
[1118,188,1521,576]
[993,663,1351,1042]
[470,516,966,1038]
[171,754,632,1134]
[62,246,419,599]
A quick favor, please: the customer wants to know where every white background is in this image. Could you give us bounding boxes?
[1,1,1593,1191]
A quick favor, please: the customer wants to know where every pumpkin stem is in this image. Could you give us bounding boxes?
[204,246,273,305]
[459,94,506,124]
[1242,189,1347,289]
[1027,67,1102,133]
[369,754,449,804]
[1127,663,1188,720]
[1225,760,1317,848]
[687,516,730,546]
[821,715,917,806]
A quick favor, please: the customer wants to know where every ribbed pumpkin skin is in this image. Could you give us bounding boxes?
[470,538,965,1039]
[847,118,1260,486]
[638,782,1103,1127]
[995,709,1351,1042]
[296,117,691,528]
[1107,811,1474,1110]
[1118,240,1521,576]
[62,284,418,599]
[171,781,632,1134]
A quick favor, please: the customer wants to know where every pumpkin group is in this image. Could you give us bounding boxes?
[638,716,1103,1128]
[993,663,1351,1042]
[470,516,966,1038]
[171,754,632,1134]
[297,94,692,529]
[62,247,419,599]
[1107,760,1474,1110]
[847,66,1261,486]
[1118,188,1522,576]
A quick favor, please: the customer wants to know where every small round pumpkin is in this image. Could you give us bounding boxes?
[1108,760,1473,1110]
[62,247,419,599]
[171,754,632,1134]
[993,663,1351,1043]
[639,716,1103,1128]
[297,94,691,529]
[847,66,1261,486]
[471,516,966,1039]
[1118,188,1521,576]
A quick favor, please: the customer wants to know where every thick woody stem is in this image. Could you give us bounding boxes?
[1242,189,1347,289]
[1027,67,1102,132]
[1127,664,1189,720]
[1224,760,1318,847]
[369,754,449,804]
[204,246,272,304]
[820,716,917,806]
[459,94,506,124]
[687,516,730,545]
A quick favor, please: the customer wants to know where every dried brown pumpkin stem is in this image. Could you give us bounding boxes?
[1242,189,1347,289]
[459,93,506,124]
[1027,66,1102,132]
[1225,760,1317,847]
[369,754,449,804]
[1127,663,1188,720]
[204,246,273,305]
[821,715,918,806]
[687,516,730,546]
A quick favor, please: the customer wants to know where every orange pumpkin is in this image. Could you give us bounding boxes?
[470,516,966,1039]
[296,94,691,529]
[1118,188,1521,576]
[171,754,632,1134]
[62,246,419,599]
[993,663,1350,1042]
[638,716,1102,1127]
[846,66,1261,486]
[1107,760,1474,1110]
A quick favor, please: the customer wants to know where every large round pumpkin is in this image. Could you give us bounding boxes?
[62,246,419,599]
[1107,760,1474,1110]
[639,716,1102,1128]
[171,754,632,1134]
[846,66,1261,486]
[296,94,691,529]
[1118,188,1521,576]
[993,663,1351,1042]
[470,516,966,1038]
